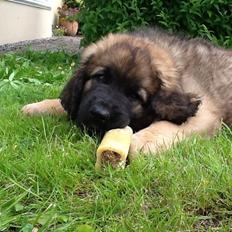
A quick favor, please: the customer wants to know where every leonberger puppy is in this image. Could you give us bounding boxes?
[22,27,232,159]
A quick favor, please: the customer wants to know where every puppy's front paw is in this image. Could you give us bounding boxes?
[22,99,66,116]
[21,102,43,116]
[129,130,175,160]
[129,131,158,160]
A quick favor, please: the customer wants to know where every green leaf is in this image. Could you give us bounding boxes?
[13,80,23,85]
[28,78,42,85]
[10,82,20,89]
[20,224,33,232]
[15,203,24,212]
[5,67,8,75]
[75,225,95,232]
[8,71,15,81]
[58,215,69,223]
[37,212,55,225]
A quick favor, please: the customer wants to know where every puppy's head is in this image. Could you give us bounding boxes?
[60,33,200,134]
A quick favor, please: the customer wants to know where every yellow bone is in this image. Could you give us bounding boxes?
[95,126,133,170]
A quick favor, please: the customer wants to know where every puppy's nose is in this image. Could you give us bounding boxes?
[90,105,110,121]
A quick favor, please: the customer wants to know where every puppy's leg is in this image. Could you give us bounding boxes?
[129,98,221,159]
[22,99,66,116]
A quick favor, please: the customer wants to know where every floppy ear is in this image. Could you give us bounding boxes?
[151,89,201,124]
[60,69,85,120]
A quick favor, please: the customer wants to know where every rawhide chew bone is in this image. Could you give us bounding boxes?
[95,126,133,170]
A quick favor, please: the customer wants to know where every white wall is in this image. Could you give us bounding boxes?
[0,0,62,45]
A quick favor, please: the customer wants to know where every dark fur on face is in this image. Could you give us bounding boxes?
[60,31,201,134]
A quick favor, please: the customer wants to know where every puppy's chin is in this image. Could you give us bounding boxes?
[129,117,154,132]
[77,120,130,138]
[77,115,130,135]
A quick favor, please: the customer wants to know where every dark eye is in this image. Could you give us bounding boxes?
[93,73,105,81]
[128,91,141,101]
[92,71,107,83]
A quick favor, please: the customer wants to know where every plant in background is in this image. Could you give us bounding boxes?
[79,0,232,47]
[0,69,23,90]
[58,4,80,21]
[64,0,81,8]
[52,25,65,36]
[57,4,80,36]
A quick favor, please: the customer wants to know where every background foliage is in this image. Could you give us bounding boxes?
[79,0,232,47]
[64,0,81,8]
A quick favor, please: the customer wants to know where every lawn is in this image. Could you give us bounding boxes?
[0,51,232,231]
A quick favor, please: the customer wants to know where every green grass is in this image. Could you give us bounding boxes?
[0,51,232,231]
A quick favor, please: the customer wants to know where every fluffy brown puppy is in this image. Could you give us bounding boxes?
[22,28,232,159]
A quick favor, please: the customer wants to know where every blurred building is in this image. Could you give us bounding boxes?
[0,0,62,44]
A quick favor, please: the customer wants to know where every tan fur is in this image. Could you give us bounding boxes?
[22,29,232,158]
[83,80,93,92]
[22,99,66,116]
[129,96,221,159]
[83,34,178,93]
[138,89,148,102]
